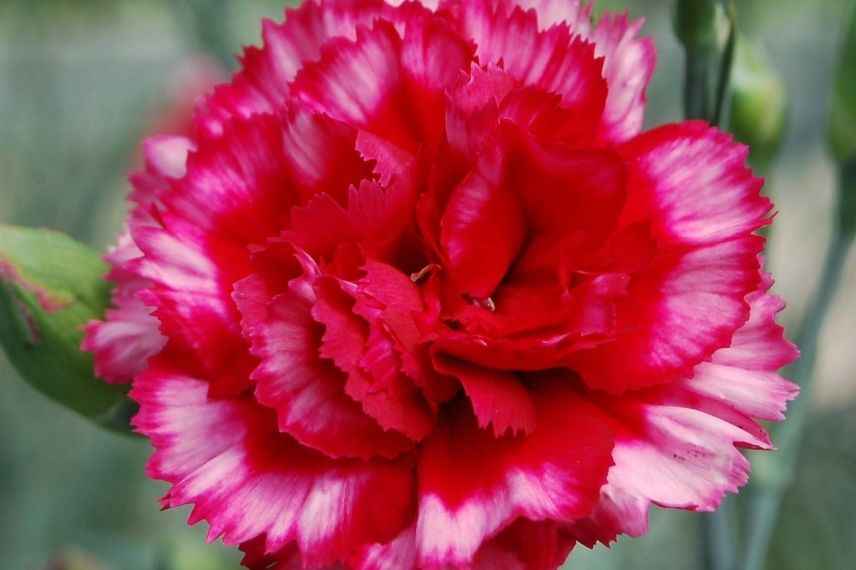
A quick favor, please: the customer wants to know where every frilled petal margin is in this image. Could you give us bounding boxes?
[131,358,416,568]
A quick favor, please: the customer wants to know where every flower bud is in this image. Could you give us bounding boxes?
[728,37,789,171]
[0,225,134,433]
[673,0,721,51]
[829,6,856,166]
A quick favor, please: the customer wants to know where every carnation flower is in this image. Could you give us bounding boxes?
[84,1,799,568]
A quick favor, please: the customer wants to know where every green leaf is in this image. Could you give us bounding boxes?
[0,224,135,433]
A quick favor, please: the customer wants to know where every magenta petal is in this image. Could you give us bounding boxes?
[415,380,613,568]
[440,144,526,298]
[240,250,414,459]
[131,360,415,568]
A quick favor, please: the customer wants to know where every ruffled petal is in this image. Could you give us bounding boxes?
[681,277,800,422]
[567,123,772,393]
[84,135,193,382]
[567,276,798,546]
[473,519,576,570]
[592,12,656,143]
[440,144,526,298]
[432,354,536,437]
[497,0,592,32]
[132,359,416,568]
[415,379,613,568]
[82,297,166,383]
[132,116,299,395]
[196,0,396,137]
[236,247,415,459]
[291,10,472,153]
[619,122,772,245]
[448,0,607,141]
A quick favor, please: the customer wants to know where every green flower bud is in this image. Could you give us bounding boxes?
[829,6,856,165]
[0,225,136,433]
[673,0,726,51]
[728,37,789,172]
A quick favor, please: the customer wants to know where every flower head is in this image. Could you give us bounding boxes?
[85,1,798,568]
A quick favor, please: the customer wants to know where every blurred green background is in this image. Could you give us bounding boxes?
[1,0,854,569]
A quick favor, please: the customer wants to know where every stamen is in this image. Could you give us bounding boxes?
[410,263,441,283]
[463,293,496,312]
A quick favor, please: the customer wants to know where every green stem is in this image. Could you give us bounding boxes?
[700,6,740,569]
[713,3,738,126]
[684,47,714,120]
[741,173,855,570]
[704,498,738,570]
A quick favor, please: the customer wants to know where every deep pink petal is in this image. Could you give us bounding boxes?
[314,273,436,442]
[619,122,772,245]
[568,236,765,393]
[505,129,628,244]
[415,380,613,568]
[567,123,772,393]
[238,249,414,459]
[448,1,607,141]
[440,144,526,298]
[280,107,374,205]
[567,277,798,546]
[196,0,396,136]
[132,359,415,568]
[432,353,536,437]
[473,519,576,570]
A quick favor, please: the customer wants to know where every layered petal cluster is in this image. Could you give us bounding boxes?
[85,1,798,568]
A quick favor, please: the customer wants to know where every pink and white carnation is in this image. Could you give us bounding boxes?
[84,1,799,568]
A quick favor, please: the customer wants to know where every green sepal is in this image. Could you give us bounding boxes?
[0,224,137,434]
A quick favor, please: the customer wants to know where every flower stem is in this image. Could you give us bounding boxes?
[683,47,714,120]
[703,497,739,570]
[741,164,856,570]
[712,3,738,126]
[695,5,740,569]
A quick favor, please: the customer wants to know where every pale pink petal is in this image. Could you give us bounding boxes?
[84,135,193,383]
[498,0,592,32]
[567,277,797,545]
[132,359,416,568]
[592,13,656,143]
[196,0,397,137]
[619,122,772,245]
[82,297,166,383]
[682,278,799,422]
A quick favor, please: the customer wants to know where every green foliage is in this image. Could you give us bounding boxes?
[0,225,134,432]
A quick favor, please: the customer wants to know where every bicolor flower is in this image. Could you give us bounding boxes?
[84,1,798,568]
